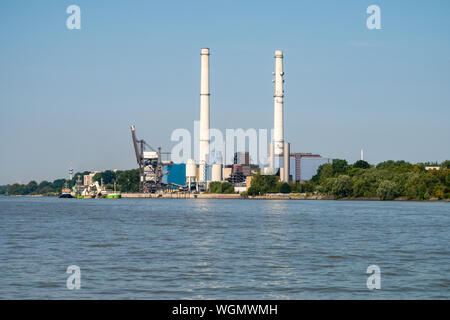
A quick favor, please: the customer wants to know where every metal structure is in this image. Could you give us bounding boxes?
[226,172,246,185]
[130,125,173,193]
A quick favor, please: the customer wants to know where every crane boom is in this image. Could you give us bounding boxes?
[130,124,173,193]
[130,125,141,165]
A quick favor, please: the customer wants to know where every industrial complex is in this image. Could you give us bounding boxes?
[127,48,330,194]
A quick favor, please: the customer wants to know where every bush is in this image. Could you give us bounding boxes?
[208,181,222,193]
[376,181,399,200]
[208,181,235,194]
[331,175,353,199]
[8,183,26,195]
[247,186,259,196]
[221,182,235,194]
[280,183,291,194]
[248,173,279,195]
[353,160,371,169]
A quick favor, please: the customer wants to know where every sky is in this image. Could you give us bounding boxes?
[0,0,449,184]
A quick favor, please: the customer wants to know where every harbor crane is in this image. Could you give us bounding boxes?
[130,125,173,193]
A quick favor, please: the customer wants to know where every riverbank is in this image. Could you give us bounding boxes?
[119,193,449,201]
[2,193,449,201]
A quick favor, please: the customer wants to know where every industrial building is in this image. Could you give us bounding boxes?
[234,152,250,166]
[162,164,186,187]
[83,172,98,186]
[130,47,329,193]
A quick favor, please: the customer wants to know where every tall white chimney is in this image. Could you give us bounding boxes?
[199,48,210,165]
[273,50,284,156]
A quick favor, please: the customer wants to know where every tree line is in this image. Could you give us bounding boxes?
[1,169,141,196]
[3,160,450,200]
[245,160,450,200]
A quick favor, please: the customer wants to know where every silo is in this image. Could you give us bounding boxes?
[186,159,197,178]
[186,159,197,191]
[211,163,222,182]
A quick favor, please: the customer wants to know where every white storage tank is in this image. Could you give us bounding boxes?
[211,163,222,182]
[186,159,197,178]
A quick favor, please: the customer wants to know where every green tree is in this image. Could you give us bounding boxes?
[377,181,399,200]
[208,181,235,193]
[94,170,116,185]
[353,160,371,169]
[117,169,140,192]
[52,179,66,191]
[331,175,353,199]
[247,186,259,196]
[312,163,333,184]
[208,181,222,193]
[293,181,315,193]
[441,160,450,170]
[37,181,52,193]
[221,182,235,194]
[25,181,38,194]
[248,173,279,195]
[280,183,291,194]
[445,170,450,186]
[332,159,349,175]
[8,184,25,195]
[376,160,413,173]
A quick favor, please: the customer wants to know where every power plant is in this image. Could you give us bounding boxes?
[129,48,327,193]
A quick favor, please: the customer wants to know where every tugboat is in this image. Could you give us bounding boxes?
[59,164,75,198]
[59,183,73,198]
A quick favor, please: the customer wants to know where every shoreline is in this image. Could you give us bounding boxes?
[4,194,448,202]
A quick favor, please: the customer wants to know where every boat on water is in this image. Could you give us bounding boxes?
[59,192,73,198]
[59,167,76,198]
[106,193,121,199]
[59,187,74,198]
[59,169,122,199]
[105,181,121,199]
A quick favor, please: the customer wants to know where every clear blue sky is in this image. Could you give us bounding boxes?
[1,0,449,184]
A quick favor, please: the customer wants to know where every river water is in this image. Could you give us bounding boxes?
[0,197,448,299]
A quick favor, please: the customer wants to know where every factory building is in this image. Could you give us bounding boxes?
[162,164,186,187]
[234,152,250,166]
[83,172,99,186]
[222,166,232,180]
